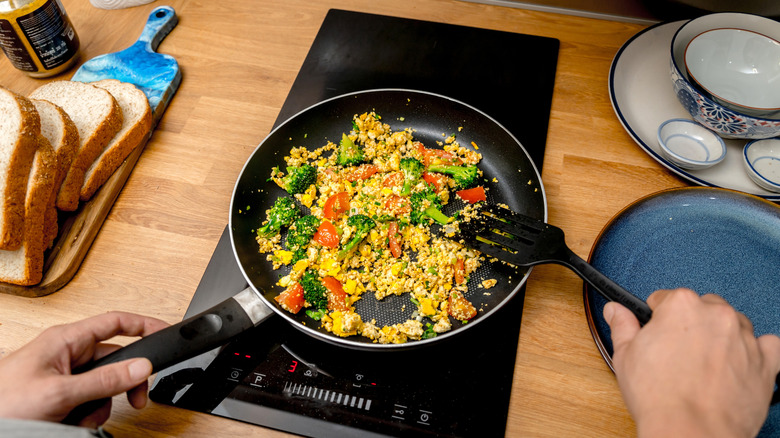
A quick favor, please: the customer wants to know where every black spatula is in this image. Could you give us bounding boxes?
[458,205,653,325]
[458,205,780,405]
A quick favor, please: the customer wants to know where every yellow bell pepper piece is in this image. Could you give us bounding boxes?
[274,250,294,265]
[420,297,437,316]
[293,259,309,272]
[319,258,340,277]
[344,279,358,295]
[331,311,362,337]
[299,184,317,208]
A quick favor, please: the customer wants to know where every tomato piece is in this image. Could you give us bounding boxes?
[448,291,477,321]
[456,186,486,204]
[274,282,305,314]
[388,221,402,258]
[322,276,350,312]
[415,143,463,167]
[345,164,379,182]
[382,172,403,187]
[422,172,446,191]
[313,220,339,248]
[454,257,466,285]
[384,194,411,216]
[324,192,350,219]
[414,141,426,156]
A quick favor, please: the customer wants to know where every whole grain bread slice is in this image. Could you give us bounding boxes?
[80,79,152,201]
[0,137,57,285]
[0,87,40,250]
[29,81,122,211]
[31,99,79,248]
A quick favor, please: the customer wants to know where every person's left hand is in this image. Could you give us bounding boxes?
[0,311,168,429]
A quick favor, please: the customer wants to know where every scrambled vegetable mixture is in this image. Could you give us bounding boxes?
[256,112,496,344]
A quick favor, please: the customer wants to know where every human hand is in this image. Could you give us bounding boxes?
[604,288,780,438]
[0,311,168,429]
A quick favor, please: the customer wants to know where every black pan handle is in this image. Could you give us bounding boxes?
[561,247,652,325]
[74,287,274,374]
[64,287,274,425]
[63,287,273,424]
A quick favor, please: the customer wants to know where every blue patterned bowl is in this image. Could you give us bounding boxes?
[685,28,780,117]
[670,13,780,139]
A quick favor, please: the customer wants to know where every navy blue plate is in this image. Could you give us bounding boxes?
[585,187,780,435]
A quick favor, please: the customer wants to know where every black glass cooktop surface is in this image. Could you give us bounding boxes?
[150,9,558,437]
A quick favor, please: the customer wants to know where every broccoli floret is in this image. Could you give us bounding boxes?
[282,164,317,195]
[426,163,479,189]
[257,196,300,238]
[410,185,450,225]
[300,270,328,311]
[337,214,377,260]
[399,157,424,196]
[285,215,320,263]
[337,133,364,166]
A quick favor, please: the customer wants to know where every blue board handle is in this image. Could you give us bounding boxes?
[138,6,178,52]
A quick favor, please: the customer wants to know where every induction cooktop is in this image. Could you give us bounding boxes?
[150,9,558,437]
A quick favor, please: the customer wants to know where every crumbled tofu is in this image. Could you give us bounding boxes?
[257,111,495,344]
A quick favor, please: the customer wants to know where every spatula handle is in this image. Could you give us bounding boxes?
[563,248,652,325]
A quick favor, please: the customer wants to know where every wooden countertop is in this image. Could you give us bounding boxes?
[0,0,687,436]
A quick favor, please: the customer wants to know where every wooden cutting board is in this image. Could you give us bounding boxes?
[0,6,182,297]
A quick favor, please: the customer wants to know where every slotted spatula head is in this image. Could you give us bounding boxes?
[459,205,568,267]
[71,6,181,124]
[458,204,654,325]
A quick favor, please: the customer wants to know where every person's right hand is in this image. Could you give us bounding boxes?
[604,288,780,438]
[0,311,168,429]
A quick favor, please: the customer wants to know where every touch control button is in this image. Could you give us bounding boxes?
[391,403,407,420]
[227,367,242,382]
[417,409,432,426]
[249,373,266,388]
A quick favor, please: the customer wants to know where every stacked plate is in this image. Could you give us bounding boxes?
[609,16,780,198]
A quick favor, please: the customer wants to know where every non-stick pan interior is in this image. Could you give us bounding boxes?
[231,89,546,349]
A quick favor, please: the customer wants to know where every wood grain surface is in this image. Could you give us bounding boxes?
[0,0,691,436]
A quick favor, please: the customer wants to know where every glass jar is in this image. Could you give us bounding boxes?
[0,0,80,77]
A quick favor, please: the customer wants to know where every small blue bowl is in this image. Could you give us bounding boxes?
[744,139,780,193]
[657,118,726,170]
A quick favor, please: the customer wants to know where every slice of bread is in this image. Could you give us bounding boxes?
[80,79,152,201]
[0,137,57,285]
[31,99,79,248]
[0,87,40,250]
[29,81,122,211]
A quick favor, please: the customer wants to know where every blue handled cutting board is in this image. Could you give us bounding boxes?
[71,5,181,124]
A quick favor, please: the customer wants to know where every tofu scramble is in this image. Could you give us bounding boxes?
[256,111,492,344]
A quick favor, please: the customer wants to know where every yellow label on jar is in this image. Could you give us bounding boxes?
[0,0,79,77]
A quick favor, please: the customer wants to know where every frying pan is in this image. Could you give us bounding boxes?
[79,89,547,372]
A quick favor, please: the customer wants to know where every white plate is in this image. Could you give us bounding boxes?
[608,21,779,200]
